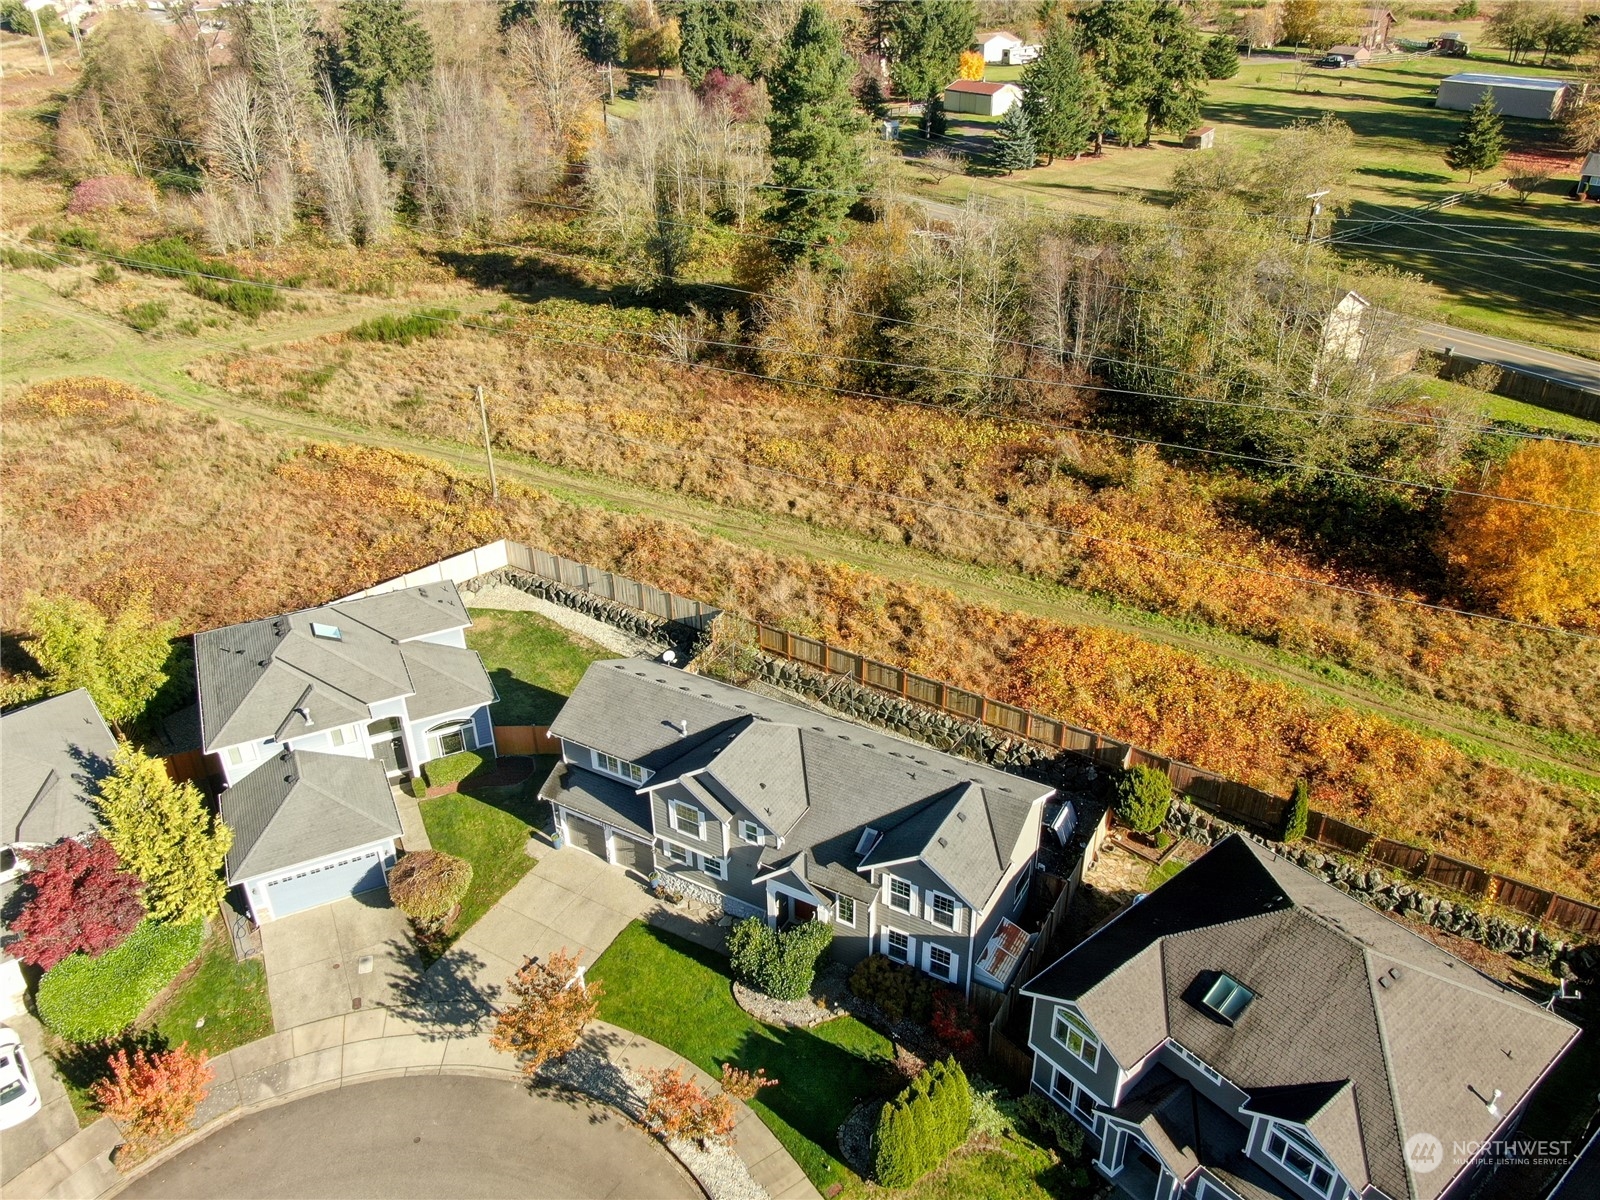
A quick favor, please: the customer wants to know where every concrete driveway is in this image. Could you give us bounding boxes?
[119,1074,699,1199]
[260,893,420,1030]
[0,1013,113,1193]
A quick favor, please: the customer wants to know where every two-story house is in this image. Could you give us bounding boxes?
[539,660,1055,996]
[195,582,496,922]
[1020,834,1578,1200]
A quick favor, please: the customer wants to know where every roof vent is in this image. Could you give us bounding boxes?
[310,622,342,640]
[837,734,850,741]
[1200,974,1256,1025]
[678,720,689,738]
[956,810,967,821]
[937,837,948,848]
[941,768,956,775]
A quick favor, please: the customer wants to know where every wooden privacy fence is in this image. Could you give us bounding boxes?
[163,748,215,786]
[505,543,721,630]
[493,725,561,755]
[746,618,1600,939]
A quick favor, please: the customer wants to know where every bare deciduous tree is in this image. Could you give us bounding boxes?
[203,73,266,185]
[504,10,602,161]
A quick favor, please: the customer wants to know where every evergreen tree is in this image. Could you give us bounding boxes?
[1202,32,1240,79]
[1021,26,1100,163]
[560,0,624,65]
[1446,93,1507,181]
[1145,1,1208,142]
[1076,0,1158,147]
[882,0,978,102]
[329,0,433,130]
[921,88,948,139]
[1281,779,1311,843]
[678,1,756,85]
[765,2,865,263]
[991,101,1037,173]
[19,593,178,734]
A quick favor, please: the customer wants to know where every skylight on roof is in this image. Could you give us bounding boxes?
[855,827,881,857]
[310,622,343,640]
[1201,974,1256,1024]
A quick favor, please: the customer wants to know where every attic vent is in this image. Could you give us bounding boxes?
[1201,974,1256,1025]
[310,622,342,640]
[862,743,875,749]
[1379,967,1404,989]
[999,786,1012,793]
[811,726,825,732]
[956,810,967,821]
[937,837,948,848]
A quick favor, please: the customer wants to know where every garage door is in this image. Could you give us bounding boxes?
[265,848,387,920]
[612,834,652,875]
[565,814,607,859]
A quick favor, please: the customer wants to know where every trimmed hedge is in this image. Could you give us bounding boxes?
[873,1057,972,1187]
[848,953,936,1023]
[423,750,492,789]
[37,919,203,1043]
[726,916,834,1001]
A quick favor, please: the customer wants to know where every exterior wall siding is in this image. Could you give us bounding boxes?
[649,788,725,858]
[1027,1000,1123,1103]
[872,861,977,939]
[239,837,397,924]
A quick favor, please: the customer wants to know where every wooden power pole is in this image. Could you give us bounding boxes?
[476,385,499,502]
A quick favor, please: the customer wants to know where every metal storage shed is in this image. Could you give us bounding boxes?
[1435,74,1568,120]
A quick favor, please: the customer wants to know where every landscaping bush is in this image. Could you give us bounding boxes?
[422,749,491,789]
[641,1066,736,1146]
[348,307,461,346]
[91,1042,213,1168]
[1115,765,1172,835]
[387,850,473,929]
[123,301,169,333]
[8,836,145,971]
[1281,779,1310,843]
[37,919,204,1043]
[489,948,601,1076]
[873,1057,972,1187]
[719,1063,779,1101]
[726,916,833,1001]
[118,238,281,317]
[929,989,981,1060]
[1015,1093,1086,1158]
[848,954,935,1023]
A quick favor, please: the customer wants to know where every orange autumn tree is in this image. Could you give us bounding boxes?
[641,1067,737,1146]
[490,948,602,1076]
[1440,441,1600,629]
[958,49,985,80]
[91,1043,213,1167]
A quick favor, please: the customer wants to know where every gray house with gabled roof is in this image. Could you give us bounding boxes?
[0,689,117,880]
[539,660,1054,996]
[1019,834,1578,1200]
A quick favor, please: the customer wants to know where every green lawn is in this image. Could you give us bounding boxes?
[1409,374,1600,440]
[465,608,613,726]
[146,925,273,1056]
[1145,858,1187,891]
[420,762,556,941]
[588,922,895,1193]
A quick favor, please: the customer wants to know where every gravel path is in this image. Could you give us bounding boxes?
[462,582,664,658]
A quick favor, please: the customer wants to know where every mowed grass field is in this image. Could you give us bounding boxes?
[908,44,1599,354]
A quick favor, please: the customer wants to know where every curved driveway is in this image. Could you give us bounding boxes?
[119,1075,699,1200]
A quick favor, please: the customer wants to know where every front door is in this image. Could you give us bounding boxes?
[368,719,409,776]
[788,895,817,925]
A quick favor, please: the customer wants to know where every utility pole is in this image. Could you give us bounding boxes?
[26,0,54,76]
[476,385,499,502]
[1302,189,1329,270]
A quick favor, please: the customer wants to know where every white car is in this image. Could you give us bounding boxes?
[0,1027,42,1130]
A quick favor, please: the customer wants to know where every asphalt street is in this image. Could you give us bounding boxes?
[119,1075,700,1200]
[1409,322,1600,394]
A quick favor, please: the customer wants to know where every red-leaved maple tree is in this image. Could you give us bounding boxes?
[10,836,145,970]
[91,1043,213,1167]
[641,1067,737,1146]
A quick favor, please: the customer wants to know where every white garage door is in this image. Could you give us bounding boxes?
[264,848,387,920]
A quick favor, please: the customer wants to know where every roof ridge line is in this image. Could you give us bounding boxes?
[1362,945,1411,1200]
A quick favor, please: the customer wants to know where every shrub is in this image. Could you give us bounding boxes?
[422,749,491,788]
[929,989,981,1059]
[1016,1093,1086,1158]
[873,1057,972,1187]
[1115,766,1172,835]
[124,301,169,333]
[118,238,282,317]
[37,919,203,1043]
[67,176,154,216]
[0,247,65,269]
[91,1042,213,1168]
[489,948,601,1077]
[347,307,461,346]
[968,1077,1019,1141]
[719,1063,779,1102]
[726,916,833,1001]
[1281,779,1310,843]
[641,1066,737,1146]
[9,836,145,971]
[387,850,473,929]
[848,954,935,1023]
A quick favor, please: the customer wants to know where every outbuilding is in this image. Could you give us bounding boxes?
[223,749,403,923]
[1436,73,1569,120]
[943,79,1023,117]
[1575,152,1600,200]
[974,30,1023,64]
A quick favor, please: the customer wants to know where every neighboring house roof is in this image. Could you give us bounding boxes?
[1023,835,1578,1200]
[1578,151,1600,176]
[222,749,402,881]
[976,30,1022,43]
[549,661,1053,908]
[195,582,489,752]
[0,689,117,847]
[945,80,1018,96]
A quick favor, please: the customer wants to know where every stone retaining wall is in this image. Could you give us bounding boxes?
[469,568,697,658]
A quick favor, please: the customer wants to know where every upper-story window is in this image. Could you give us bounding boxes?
[835,895,856,927]
[927,892,958,929]
[593,749,648,785]
[1051,1006,1100,1070]
[669,799,705,839]
[1264,1125,1337,1196]
[887,876,915,913]
[739,819,763,845]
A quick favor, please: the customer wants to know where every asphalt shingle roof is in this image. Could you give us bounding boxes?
[195,583,483,752]
[1024,835,1578,1200]
[0,689,117,846]
[539,762,652,840]
[222,749,402,881]
[547,661,1052,908]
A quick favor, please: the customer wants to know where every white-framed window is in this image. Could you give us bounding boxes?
[330,726,352,747]
[701,855,727,881]
[661,840,692,865]
[592,749,648,784]
[1264,1126,1337,1196]
[835,895,856,927]
[429,720,473,757]
[1195,1177,1242,1200]
[668,800,704,839]
[886,876,915,913]
[1052,1006,1100,1070]
[927,891,958,929]
[924,943,959,982]
[884,928,913,963]
[739,819,763,844]
[1046,1063,1098,1129]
